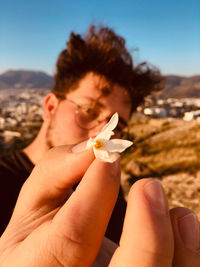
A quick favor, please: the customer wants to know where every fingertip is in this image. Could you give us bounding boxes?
[170,207,200,254]
[99,158,121,179]
[127,178,153,202]
[47,144,95,169]
[170,207,194,218]
[71,146,94,159]
[71,140,89,153]
[84,157,121,190]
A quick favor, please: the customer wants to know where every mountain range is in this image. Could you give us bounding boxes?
[159,74,200,99]
[0,70,200,99]
[0,70,53,89]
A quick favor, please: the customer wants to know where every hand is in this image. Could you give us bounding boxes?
[109,179,200,267]
[0,145,121,266]
[0,145,199,267]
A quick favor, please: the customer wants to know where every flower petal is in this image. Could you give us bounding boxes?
[94,148,120,163]
[95,112,118,140]
[93,148,110,162]
[86,137,95,149]
[104,139,133,153]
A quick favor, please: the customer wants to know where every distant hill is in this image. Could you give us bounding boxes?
[0,70,53,89]
[0,70,200,99]
[158,75,200,99]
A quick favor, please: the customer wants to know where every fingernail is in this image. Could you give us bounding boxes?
[178,212,200,252]
[106,158,121,177]
[72,140,88,153]
[144,180,168,213]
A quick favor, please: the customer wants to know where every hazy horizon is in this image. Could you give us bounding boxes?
[1,68,199,78]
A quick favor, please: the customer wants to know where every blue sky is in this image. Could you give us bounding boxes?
[1,0,199,76]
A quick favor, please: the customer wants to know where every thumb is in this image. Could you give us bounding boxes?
[10,145,94,221]
[110,178,174,267]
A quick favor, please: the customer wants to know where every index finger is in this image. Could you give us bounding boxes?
[49,158,121,266]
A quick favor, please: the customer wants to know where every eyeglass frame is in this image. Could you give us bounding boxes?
[56,94,130,136]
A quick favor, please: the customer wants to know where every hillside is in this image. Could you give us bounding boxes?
[159,75,200,99]
[0,70,200,99]
[121,117,200,219]
[0,70,53,89]
[123,117,200,176]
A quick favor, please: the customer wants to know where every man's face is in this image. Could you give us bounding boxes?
[45,72,131,148]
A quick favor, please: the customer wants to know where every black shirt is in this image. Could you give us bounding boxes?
[0,150,127,243]
[0,151,34,235]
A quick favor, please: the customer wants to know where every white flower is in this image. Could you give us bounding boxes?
[72,112,133,163]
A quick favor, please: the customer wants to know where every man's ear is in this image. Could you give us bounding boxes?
[42,93,59,121]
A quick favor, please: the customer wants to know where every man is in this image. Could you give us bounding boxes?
[0,24,163,240]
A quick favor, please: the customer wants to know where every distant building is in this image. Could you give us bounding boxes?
[0,117,5,129]
[183,110,200,121]
[144,107,167,118]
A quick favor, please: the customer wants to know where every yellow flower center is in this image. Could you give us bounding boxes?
[94,140,104,150]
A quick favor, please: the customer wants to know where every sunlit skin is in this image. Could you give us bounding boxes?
[24,72,131,164]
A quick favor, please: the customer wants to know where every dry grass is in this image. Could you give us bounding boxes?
[160,172,200,219]
[121,116,200,219]
[122,117,200,175]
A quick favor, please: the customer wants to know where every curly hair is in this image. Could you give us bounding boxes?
[52,24,164,113]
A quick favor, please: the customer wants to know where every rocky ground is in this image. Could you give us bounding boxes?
[121,116,200,219]
[121,170,200,220]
